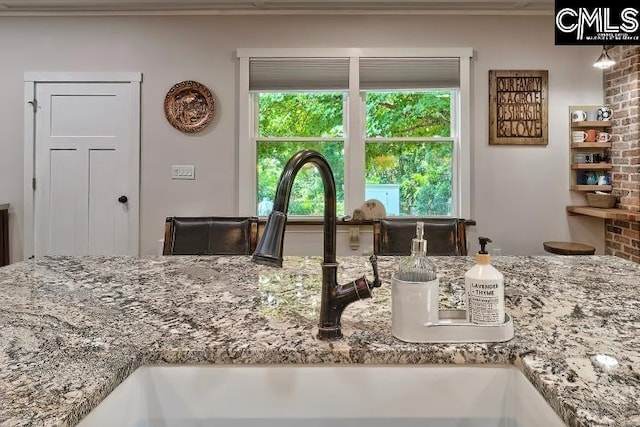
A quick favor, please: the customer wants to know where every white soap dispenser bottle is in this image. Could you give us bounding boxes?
[465,237,505,325]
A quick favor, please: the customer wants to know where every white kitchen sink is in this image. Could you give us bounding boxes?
[79,365,565,427]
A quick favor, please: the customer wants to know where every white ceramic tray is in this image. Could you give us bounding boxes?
[392,309,514,344]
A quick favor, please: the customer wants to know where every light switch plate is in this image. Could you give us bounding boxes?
[171,165,195,180]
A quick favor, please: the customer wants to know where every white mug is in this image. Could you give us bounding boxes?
[598,131,613,142]
[572,131,587,142]
[571,110,587,122]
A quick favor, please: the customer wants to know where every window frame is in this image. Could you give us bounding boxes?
[237,48,472,219]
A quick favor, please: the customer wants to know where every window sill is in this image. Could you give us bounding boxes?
[257,217,476,226]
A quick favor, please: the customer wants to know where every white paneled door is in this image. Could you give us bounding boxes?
[33,81,139,256]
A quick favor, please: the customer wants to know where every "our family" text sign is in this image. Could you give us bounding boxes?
[489,70,548,145]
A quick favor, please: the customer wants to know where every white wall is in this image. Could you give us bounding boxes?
[0,14,605,261]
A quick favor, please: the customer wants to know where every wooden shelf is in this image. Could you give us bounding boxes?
[571,184,613,191]
[571,163,612,170]
[570,142,612,149]
[570,121,612,128]
[568,107,614,193]
[567,206,640,221]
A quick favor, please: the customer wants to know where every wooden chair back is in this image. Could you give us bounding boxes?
[373,218,468,256]
[163,216,259,255]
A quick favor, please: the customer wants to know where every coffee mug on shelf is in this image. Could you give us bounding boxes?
[597,174,610,186]
[571,110,588,122]
[586,172,598,185]
[577,171,587,184]
[598,131,613,142]
[572,130,587,142]
[597,107,613,121]
[574,153,587,163]
[586,110,599,121]
[585,129,598,142]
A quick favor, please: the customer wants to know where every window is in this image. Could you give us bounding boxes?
[364,90,456,216]
[238,48,472,219]
[256,92,346,216]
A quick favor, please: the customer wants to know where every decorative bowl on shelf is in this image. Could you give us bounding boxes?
[585,193,617,208]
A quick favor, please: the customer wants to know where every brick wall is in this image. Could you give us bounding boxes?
[604,46,640,263]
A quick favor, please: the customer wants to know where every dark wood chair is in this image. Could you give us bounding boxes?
[163,216,259,255]
[0,204,9,266]
[373,218,468,256]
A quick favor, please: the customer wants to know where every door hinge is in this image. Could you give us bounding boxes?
[28,99,38,113]
[32,177,36,190]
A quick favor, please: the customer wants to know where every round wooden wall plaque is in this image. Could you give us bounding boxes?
[164,80,215,133]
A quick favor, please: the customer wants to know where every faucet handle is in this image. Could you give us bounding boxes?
[368,255,382,288]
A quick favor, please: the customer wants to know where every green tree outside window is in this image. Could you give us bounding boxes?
[256,90,453,216]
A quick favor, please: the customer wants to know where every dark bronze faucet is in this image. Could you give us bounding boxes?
[252,150,381,340]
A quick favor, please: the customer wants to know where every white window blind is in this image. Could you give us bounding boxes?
[249,58,350,91]
[360,57,460,90]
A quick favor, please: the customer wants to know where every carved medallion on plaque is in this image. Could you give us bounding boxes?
[164,81,215,133]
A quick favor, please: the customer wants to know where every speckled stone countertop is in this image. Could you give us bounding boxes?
[0,255,639,427]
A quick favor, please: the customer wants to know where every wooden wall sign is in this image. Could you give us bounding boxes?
[489,70,548,145]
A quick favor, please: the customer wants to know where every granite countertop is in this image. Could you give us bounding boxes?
[0,255,639,426]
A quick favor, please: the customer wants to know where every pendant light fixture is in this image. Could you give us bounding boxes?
[593,46,616,69]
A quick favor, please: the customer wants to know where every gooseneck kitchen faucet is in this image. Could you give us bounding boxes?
[252,150,381,340]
